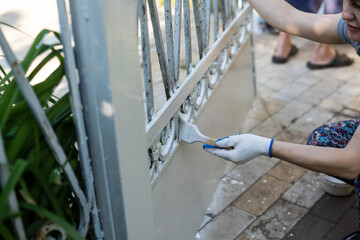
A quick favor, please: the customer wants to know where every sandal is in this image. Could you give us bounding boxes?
[307,51,354,70]
[272,44,298,64]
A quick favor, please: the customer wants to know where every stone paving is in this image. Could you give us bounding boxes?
[196,32,360,239]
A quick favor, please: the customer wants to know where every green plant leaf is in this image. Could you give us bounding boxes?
[0,159,28,209]
[6,119,34,162]
[32,64,65,102]
[0,222,15,240]
[28,49,63,81]
[18,180,37,205]
[29,166,65,219]
[21,29,62,72]
[0,80,20,130]
[25,218,46,239]
[46,94,71,125]
[0,205,14,222]
[0,64,6,80]
[0,21,32,39]
[20,203,84,240]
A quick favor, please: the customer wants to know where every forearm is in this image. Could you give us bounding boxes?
[204,129,360,177]
[247,0,342,44]
[272,141,359,180]
[247,0,294,32]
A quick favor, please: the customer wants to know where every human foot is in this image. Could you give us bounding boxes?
[272,45,298,64]
[307,51,354,70]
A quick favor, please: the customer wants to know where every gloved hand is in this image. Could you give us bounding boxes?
[203,134,274,164]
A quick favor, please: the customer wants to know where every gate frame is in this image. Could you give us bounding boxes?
[70,0,156,239]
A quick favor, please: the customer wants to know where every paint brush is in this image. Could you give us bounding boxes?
[179,119,233,149]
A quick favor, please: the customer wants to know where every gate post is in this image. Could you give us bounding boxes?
[69,0,155,239]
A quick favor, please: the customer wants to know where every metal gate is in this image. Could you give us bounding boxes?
[0,0,255,239]
[135,0,255,239]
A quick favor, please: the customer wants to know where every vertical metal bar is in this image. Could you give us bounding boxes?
[148,0,171,100]
[200,0,207,50]
[164,0,175,93]
[69,0,126,237]
[220,0,227,30]
[229,0,232,21]
[173,0,182,86]
[229,0,231,22]
[205,0,211,49]
[0,28,89,236]
[183,0,192,75]
[228,0,231,23]
[250,16,257,97]
[140,0,155,123]
[56,0,101,237]
[234,0,239,15]
[0,133,26,240]
[192,0,204,58]
[225,0,229,24]
[213,0,219,40]
[212,0,220,80]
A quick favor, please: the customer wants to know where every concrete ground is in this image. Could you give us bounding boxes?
[196,32,360,239]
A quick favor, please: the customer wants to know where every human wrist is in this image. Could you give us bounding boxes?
[252,135,273,157]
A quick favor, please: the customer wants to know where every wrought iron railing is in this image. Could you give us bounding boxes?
[139,0,254,183]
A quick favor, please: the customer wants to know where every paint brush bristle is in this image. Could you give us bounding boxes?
[179,119,208,144]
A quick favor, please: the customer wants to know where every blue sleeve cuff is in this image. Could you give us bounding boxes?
[269,139,274,158]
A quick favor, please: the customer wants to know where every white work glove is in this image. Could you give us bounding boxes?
[203,134,274,164]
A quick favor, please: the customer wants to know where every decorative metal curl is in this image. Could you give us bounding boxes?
[239,24,247,45]
[35,221,67,240]
[208,59,221,89]
[194,75,208,110]
[159,116,178,161]
[230,31,241,56]
[180,90,196,121]
[149,140,161,179]
[220,46,230,73]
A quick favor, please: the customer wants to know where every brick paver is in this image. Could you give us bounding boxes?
[198,206,256,240]
[197,32,360,239]
[234,175,291,216]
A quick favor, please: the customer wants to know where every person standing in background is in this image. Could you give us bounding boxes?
[272,0,354,70]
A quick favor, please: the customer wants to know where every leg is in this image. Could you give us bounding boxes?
[307,119,360,185]
[307,44,354,69]
[272,32,297,63]
[307,120,360,233]
[307,119,360,149]
[272,0,321,64]
[309,43,337,65]
[307,0,354,69]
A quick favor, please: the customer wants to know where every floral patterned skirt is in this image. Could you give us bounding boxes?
[307,118,360,228]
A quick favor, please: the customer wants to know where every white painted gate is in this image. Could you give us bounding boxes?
[0,0,256,239]
[134,0,256,239]
[81,0,256,239]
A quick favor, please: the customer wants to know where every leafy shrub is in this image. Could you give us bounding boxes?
[0,29,83,239]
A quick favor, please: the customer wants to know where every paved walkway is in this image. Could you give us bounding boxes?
[197,32,360,239]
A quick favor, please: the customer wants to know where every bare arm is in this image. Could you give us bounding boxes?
[247,0,344,44]
[205,130,360,179]
[272,127,360,180]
